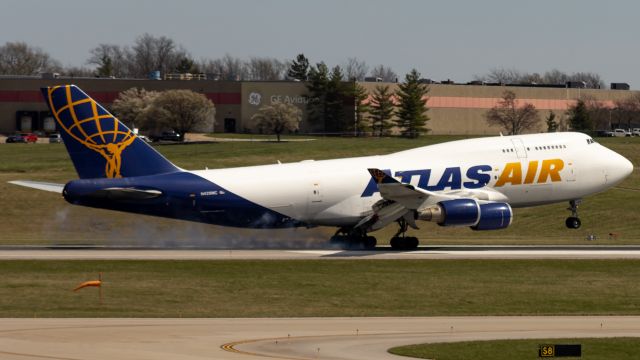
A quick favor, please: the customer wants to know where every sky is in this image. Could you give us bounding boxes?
[1,0,639,88]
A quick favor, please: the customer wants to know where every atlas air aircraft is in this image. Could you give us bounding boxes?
[10,85,634,249]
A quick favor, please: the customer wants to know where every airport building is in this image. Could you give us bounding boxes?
[0,76,637,135]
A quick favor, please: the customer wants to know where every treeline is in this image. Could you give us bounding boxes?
[475,68,605,89]
[0,35,398,81]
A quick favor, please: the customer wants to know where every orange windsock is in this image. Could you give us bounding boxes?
[73,280,102,292]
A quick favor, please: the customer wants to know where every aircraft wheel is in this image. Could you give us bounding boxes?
[390,236,419,250]
[363,236,377,249]
[565,217,581,229]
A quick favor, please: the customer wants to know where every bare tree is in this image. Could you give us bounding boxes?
[614,93,640,129]
[0,42,60,75]
[88,44,134,78]
[370,65,397,82]
[130,33,186,78]
[252,102,301,141]
[343,57,368,81]
[200,54,248,81]
[580,95,610,130]
[474,67,523,84]
[485,90,540,134]
[60,66,94,78]
[246,57,287,80]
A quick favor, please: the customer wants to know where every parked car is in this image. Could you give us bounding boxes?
[632,128,640,137]
[48,133,63,143]
[20,133,38,143]
[612,129,631,137]
[596,130,614,137]
[151,131,182,142]
[137,135,152,143]
[6,134,25,143]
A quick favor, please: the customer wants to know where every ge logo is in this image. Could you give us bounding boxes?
[248,92,262,106]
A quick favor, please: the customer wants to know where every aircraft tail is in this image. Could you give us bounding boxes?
[41,85,179,179]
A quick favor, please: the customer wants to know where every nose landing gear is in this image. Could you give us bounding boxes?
[565,199,582,229]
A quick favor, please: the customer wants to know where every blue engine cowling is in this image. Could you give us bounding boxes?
[437,199,480,226]
[471,202,513,230]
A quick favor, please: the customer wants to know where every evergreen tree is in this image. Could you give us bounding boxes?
[175,56,198,73]
[352,82,370,135]
[369,85,394,137]
[395,69,430,138]
[305,62,329,129]
[325,65,347,133]
[545,111,558,132]
[95,54,113,77]
[287,53,309,81]
[566,99,592,132]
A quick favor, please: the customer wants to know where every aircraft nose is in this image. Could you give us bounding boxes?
[608,153,634,184]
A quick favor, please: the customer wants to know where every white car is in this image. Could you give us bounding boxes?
[632,128,640,137]
[613,129,631,137]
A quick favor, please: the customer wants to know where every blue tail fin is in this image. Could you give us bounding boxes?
[41,85,179,179]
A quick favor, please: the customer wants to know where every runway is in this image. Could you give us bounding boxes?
[3,245,640,260]
[1,317,639,360]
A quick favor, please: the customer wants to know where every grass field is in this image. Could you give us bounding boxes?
[0,135,638,245]
[389,338,640,360]
[2,259,640,317]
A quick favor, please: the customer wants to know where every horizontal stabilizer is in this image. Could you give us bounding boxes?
[8,180,64,194]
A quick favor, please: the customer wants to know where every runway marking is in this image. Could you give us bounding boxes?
[286,250,342,256]
[221,338,311,360]
[0,350,81,360]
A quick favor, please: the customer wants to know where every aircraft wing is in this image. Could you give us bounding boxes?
[8,180,64,194]
[356,168,507,232]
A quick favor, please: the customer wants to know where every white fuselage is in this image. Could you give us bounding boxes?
[191,132,633,227]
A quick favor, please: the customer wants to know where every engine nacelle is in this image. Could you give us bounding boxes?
[437,199,480,226]
[471,202,513,230]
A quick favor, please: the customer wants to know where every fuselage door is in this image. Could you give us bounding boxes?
[511,138,528,159]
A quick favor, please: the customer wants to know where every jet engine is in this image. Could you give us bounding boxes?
[415,199,512,230]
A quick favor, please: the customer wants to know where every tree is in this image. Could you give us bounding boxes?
[130,33,186,78]
[369,85,395,137]
[395,69,430,138]
[566,99,592,132]
[287,53,309,81]
[306,62,329,128]
[351,82,370,135]
[0,41,60,75]
[95,54,114,77]
[252,102,301,142]
[344,57,368,81]
[485,90,540,135]
[174,56,199,74]
[370,64,397,82]
[246,57,286,80]
[111,87,159,128]
[545,111,558,132]
[325,65,348,133]
[151,90,215,138]
[200,54,248,81]
[87,44,133,78]
[614,93,640,129]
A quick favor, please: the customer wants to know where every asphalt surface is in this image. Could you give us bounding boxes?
[3,245,640,260]
[1,317,639,360]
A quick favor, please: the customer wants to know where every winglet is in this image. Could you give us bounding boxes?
[368,168,410,186]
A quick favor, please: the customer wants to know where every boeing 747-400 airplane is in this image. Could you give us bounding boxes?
[10,85,634,249]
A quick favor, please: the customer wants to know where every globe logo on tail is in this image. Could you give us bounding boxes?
[47,85,135,178]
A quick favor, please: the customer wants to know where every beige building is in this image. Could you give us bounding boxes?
[0,77,636,135]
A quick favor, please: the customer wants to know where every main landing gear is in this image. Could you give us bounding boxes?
[330,228,377,249]
[389,218,419,250]
[565,199,582,229]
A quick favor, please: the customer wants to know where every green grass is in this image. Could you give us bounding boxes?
[0,135,638,245]
[2,259,640,317]
[389,338,640,360]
